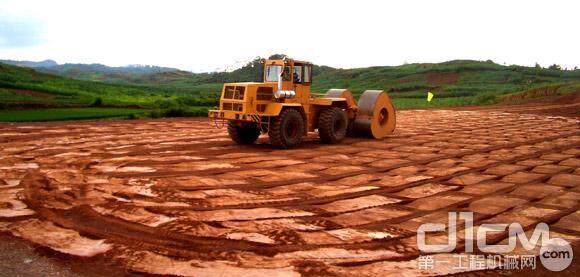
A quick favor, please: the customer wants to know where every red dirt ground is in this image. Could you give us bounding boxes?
[396,72,459,86]
[0,101,578,276]
[457,92,580,118]
[426,72,459,86]
[3,88,54,98]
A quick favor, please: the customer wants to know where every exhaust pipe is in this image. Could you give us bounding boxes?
[278,67,283,92]
[274,90,296,99]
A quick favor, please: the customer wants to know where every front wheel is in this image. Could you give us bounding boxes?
[227,121,261,144]
[268,109,304,148]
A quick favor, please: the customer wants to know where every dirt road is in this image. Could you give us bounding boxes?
[0,103,578,276]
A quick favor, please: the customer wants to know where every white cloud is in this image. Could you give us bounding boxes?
[0,0,578,71]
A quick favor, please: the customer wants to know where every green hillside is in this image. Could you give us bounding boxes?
[1,57,579,122]
[314,60,579,93]
[0,62,218,121]
[118,58,580,109]
[38,64,180,82]
[1,59,180,81]
[312,60,580,108]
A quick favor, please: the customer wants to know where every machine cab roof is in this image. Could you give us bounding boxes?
[263,58,313,85]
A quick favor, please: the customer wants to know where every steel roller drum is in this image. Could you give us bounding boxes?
[352,90,396,138]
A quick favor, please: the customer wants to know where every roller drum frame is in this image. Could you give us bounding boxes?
[325,89,350,98]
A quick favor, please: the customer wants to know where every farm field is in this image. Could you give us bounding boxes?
[0,97,578,276]
[0,108,146,122]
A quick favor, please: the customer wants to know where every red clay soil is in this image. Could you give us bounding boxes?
[457,92,580,118]
[0,234,135,277]
[5,88,54,98]
[426,72,459,85]
[0,101,578,276]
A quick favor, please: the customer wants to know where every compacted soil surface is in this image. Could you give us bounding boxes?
[0,100,578,276]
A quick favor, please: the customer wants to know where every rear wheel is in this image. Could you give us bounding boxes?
[227,120,261,144]
[318,107,348,144]
[268,109,304,148]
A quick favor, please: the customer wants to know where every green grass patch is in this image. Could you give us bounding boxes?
[148,106,211,118]
[0,108,147,122]
[0,89,45,103]
[392,97,474,109]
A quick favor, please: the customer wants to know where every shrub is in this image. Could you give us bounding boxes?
[163,107,189,117]
[153,98,178,109]
[91,97,103,107]
[149,110,163,118]
[472,93,498,105]
[175,96,218,107]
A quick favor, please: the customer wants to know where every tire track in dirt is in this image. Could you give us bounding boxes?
[2,109,579,276]
[21,150,579,260]
[105,118,566,179]
[19,138,578,257]
[142,132,579,211]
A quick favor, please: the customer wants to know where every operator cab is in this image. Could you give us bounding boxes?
[263,59,312,100]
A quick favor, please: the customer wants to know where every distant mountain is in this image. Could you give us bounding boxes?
[0,59,58,68]
[0,55,335,85]
[43,63,178,75]
[104,55,337,91]
[0,59,180,82]
[38,63,179,81]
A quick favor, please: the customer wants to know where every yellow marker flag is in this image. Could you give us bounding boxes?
[427,91,434,102]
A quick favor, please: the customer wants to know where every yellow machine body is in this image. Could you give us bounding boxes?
[208,58,396,147]
[209,59,357,133]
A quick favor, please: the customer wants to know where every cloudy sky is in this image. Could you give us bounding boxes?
[0,0,578,72]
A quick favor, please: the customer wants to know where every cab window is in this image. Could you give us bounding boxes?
[282,66,291,81]
[265,65,281,82]
[293,65,303,83]
[265,65,292,82]
[303,65,311,83]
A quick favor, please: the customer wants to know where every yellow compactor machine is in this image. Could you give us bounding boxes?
[209,58,396,148]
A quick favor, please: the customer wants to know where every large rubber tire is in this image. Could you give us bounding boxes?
[318,107,348,144]
[268,109,304,148]
[227,120,261,145]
